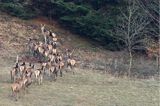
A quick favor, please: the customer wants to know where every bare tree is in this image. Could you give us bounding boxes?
[137,0,160,73]
[112,0,150,77]
[137,0,159,25]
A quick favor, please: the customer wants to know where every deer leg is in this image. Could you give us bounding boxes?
[72,66,75,75]
[15,92,18,101]
[50,72,53,82]
[53,71,57,81]
[53,71,56,81]
[60,70,62,77]
[10,71,13,82]
[13,76,16,83]
[11,88,14,97]
[49,69,51,77]
[38,78,40,85]
[55,70,58,77]
[43,67,46,75]
[40,75,43,85]
[36,77,39,85]
[39,76,41,85]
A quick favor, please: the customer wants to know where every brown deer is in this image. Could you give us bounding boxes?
[38,45,45,54]
[24,76,32,93]
[48,44,53,51]
[24,63,34,78]
[52,37,58,42]
[41,62,48,75]
[58,61,65,77]
[10,67,19,82]
[11,77,27,101]
[52,32,56,38]
[41,24,46,34]
[41,61,52,77]
[19,62,26,78]
[34,68,43,85]
[52,48,57,55]
[67,58,76,74]
[44,50,50,57]
[52,42,57,49]
[10,62,19,82]
[48,54,55,62]
[49,63,59,81]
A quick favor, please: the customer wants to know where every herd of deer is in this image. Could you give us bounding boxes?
[10,24,76,101]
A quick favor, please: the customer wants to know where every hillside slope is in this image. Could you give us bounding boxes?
[0,12,159,106]
[0,12,123,70]
[0,12,158,78]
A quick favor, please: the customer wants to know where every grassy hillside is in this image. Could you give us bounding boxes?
[0,64,159,106]
[0,12,159,106]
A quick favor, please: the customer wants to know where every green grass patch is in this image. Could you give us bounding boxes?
[0,68,159,106]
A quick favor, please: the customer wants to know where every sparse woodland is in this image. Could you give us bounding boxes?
[0,0,159,77]
[0,0,159,105]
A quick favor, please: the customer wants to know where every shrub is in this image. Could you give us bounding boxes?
[0,3,36,19]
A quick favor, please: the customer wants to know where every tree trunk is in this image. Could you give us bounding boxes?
[128,51,133,77]
[156,55,159,72]
[157,54,159,73]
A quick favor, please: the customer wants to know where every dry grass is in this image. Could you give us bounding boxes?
[0,12,159,106]
[0,62,159,106]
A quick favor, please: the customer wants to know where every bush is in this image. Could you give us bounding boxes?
[0,3,36,19]
[32,0,120,50]
[0,0,122,50]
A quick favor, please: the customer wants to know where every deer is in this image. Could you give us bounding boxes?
[65,49,76,74]
[58,61,65,77]
[41,62,48,75]
[11,77,27,101]
[41,24,51,44]
[41,24,46,35]
[34,67,43,85]
[47,32,56,39]
[37,45,45,60]
[36,42,46,57]
[32,42,39,57]
[52,37,58,42]
[65,48,75,59]
[23,75,32,94]
[27,38,38,55]
[19,62,26,79]
[48,54,55,62]
[49,63,59,81]
[52,42,57,49]
[53,53,64,77]
[52,48,57,55]
[41,24,47,42]
[48,44,53,51]
[38,45,45,54]
[41,61,52,77]
[44,49,50,57]
[10,63,20,82]
[52,32,56,38]
[44,31,51,44]
[67,58,76,74]
[23,63,34,78]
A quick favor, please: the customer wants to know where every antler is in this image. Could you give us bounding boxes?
[70,49,75,55]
